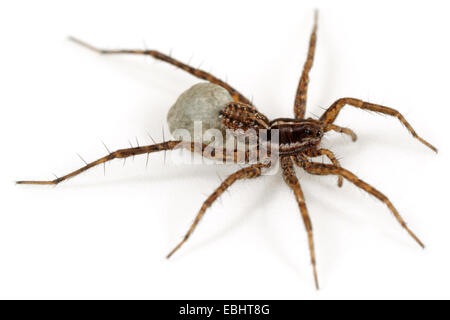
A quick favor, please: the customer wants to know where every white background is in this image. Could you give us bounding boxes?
[1,0,449,299]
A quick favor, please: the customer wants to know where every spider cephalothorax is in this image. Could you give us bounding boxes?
[17,11,436,289]
[268,118,324,155]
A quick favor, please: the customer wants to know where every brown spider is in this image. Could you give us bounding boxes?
[17,11,437,289]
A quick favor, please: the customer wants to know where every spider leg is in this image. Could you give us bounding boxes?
[301,160,425,249]
[324,123,357,142]
[280,156,319,289]
[68,37,252,105]
[166,162,269,259]
[16,141,245,185]
[300,149,344,187]
[319,97,437,152]
[294,10,318,119]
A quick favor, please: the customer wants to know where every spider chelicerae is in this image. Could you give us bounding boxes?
[17,11,437,289]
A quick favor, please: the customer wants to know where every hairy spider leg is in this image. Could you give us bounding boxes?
[280,156,319,289]
[294,10,318,119]
[320,97,437,152]
[301,160,425,249]
[166,162,270,259]
[68,37,252,105]
[16,141,251,185]
[324,123,357,142]
[304,148,344,187]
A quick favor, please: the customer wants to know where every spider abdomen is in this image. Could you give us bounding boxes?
[220,102,270,135]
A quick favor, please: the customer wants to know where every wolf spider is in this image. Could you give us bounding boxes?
[17,11,436,289]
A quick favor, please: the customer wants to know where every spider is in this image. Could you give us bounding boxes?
[17,11,437,289]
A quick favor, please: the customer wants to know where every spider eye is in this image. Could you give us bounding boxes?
[316,130,322,137]
[304,129,311,135]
